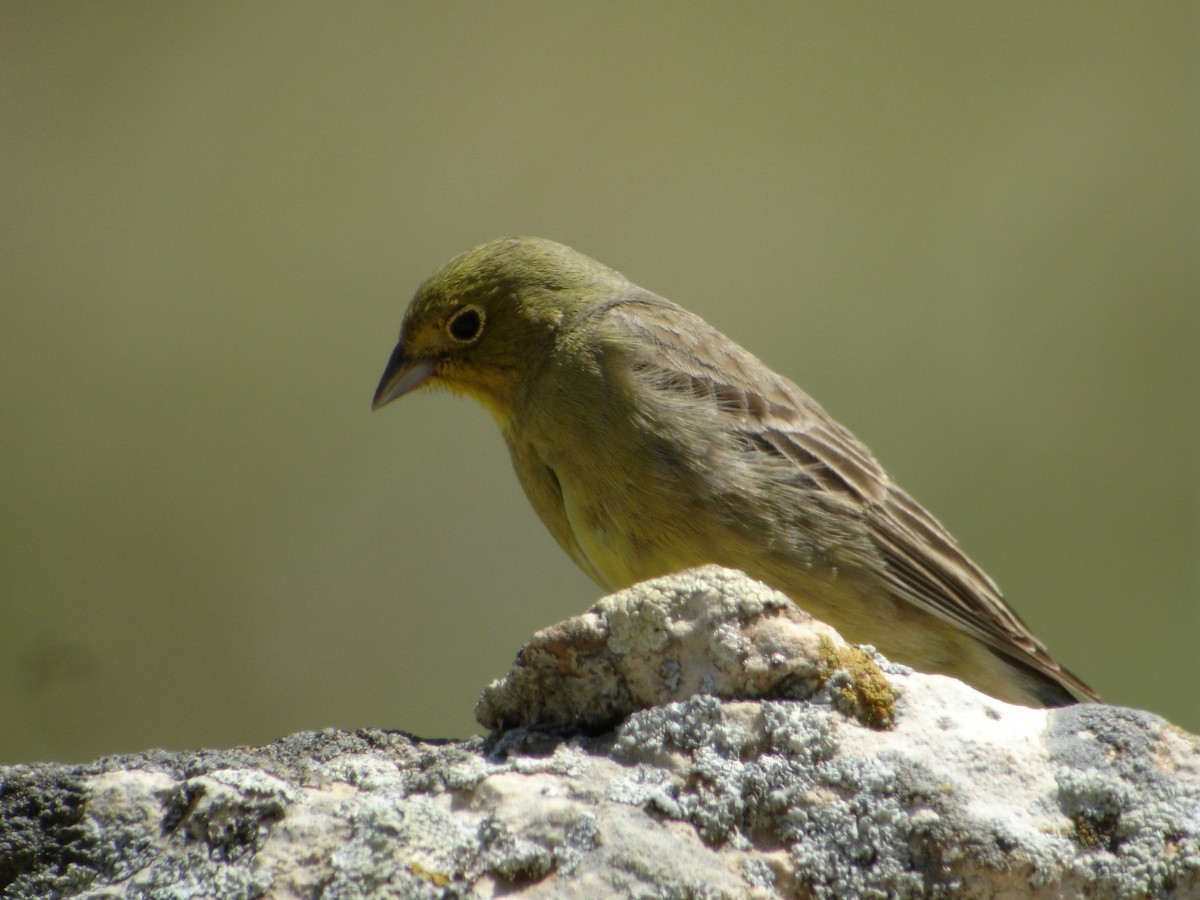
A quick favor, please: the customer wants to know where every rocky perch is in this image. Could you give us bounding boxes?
[2,567,1197,898]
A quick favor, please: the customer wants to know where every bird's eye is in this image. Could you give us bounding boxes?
[447,306,484,343]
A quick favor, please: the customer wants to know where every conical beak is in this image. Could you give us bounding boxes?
[372,342,436,409]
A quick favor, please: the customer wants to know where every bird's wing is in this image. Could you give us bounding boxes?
[603,294,1096,701]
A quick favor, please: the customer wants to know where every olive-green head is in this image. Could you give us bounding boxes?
[372,237,627,421]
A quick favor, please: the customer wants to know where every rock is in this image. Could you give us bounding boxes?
[476,565,899,733]
[2,567,1198,898]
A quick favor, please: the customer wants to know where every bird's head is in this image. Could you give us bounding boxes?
[372,237,626,423]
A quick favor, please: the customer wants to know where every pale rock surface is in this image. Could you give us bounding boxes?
[1,566,1197,898]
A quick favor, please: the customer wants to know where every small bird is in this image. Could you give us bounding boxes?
[373,237,1096,707]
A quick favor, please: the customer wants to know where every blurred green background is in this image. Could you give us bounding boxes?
[2,3,1196,764]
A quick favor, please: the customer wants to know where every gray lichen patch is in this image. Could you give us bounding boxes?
[1047,705,1200,893]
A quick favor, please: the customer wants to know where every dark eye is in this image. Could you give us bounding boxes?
[448,306,483,342]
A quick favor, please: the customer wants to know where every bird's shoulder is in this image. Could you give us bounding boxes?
[576,293,891,502]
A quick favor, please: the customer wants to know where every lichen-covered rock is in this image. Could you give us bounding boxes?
[476,565,899,732]
[2,568,1198,898]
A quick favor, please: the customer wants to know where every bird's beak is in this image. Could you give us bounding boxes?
[372,343,436,409]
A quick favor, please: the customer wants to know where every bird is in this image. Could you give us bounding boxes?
[372,237,1096,707]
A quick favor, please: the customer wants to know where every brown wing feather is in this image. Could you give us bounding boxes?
[604,294,1096,702]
